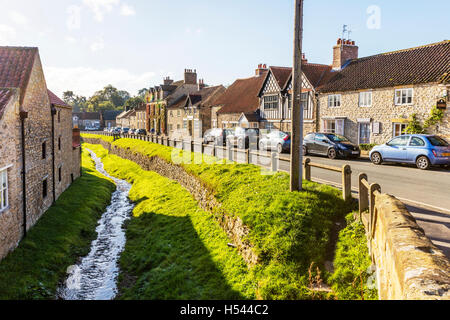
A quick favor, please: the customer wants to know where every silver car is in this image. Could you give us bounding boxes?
[259,130,291,153]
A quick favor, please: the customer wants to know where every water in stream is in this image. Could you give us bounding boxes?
[58,149,135,300]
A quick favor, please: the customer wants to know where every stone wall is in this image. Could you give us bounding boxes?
[0,91,23,260]
[83,137,259,266]
[365,193,450,300]
[318,83,450,144]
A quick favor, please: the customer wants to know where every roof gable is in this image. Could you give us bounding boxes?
[0,47,38,103]
[320,40,450,93]
[0,88,15,121]
[48,90,71,108]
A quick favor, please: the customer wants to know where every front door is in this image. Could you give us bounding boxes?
[359,123,371,144]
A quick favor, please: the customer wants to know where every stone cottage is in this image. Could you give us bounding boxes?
[0,46,81,260]
[318,39,450,145]
[167,84,226,139]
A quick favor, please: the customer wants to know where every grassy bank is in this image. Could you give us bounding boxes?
[85,144,255,300]
[0,149,115,300]
[83,135,357,299]
[329,213,378,300]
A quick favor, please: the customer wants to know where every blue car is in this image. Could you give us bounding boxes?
[370,134,450,170]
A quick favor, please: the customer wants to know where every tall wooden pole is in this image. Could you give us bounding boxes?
[290,0,304,191]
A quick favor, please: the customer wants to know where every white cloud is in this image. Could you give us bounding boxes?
[0,25,16,45]
[120,3,136,16]
[67,5,82,30]
[83,0,120,22]
[45,66,156,97]
[90,37,105,52]
[9,11,28,26]
[65,36,77,44]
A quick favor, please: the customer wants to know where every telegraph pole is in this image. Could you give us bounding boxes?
[290,0,304,191]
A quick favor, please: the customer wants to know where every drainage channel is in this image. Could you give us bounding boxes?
[58,149,135,300]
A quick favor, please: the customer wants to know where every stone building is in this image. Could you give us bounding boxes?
[146,70,203,135]
[318,40,450,145]
[135,104,147,130]
[72,112,101,130]
[257,58,333,134]
[167,84,225,139]
[0,47,81,260]
[101,110,121,129]
[213,65,268,129]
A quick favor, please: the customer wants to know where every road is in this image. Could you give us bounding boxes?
[210,145,450,258]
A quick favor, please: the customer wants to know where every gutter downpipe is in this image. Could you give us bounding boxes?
[51,106,57,203]
[19,111,28,238]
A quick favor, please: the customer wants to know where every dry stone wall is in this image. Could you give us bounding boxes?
[368,194,450,300]
[83,137,259,266]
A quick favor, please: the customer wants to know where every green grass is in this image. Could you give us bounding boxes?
[84,144,255,300]
[83,135,358,299]
[0,149,115,300]
[329,213,378,300]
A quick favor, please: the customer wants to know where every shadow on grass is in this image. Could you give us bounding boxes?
[119,210,247,300]
[0,167,115,300]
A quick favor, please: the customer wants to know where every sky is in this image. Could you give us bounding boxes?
[0,0,449,98]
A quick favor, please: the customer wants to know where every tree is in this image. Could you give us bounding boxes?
[138,88,149,98]
[125,96,145,109]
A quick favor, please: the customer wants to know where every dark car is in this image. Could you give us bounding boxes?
[259,130,291,153]
[204,128,233,146]
[303,133,360,159]
[226,127,260,149]
[135,129,147,135]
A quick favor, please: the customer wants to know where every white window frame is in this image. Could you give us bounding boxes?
[263,95,279,110]
[358,121,371,144]
[395,88,414,106]
[359,91,372,107]
[323,119,345,135]
[328,94,341,108]
[0,166,10,212]
[393,122,408,137]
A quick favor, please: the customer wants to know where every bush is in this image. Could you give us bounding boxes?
[359,144,376,152]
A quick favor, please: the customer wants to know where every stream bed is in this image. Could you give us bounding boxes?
[58,149,135,300]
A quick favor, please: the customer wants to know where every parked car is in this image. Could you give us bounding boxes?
[370,134,450,170]
[259,130,291,153]
[226,127,260,149]
[303,133,360,159]
[129,128,137,135]
[204,128,233,146]
[121,127,130,134]
[135,129,147,135]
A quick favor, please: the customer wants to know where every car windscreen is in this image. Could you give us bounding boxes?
[326,134,349,143]
[427,136,449,147]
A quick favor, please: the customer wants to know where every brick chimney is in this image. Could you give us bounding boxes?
[184,69,198,85]
[164,76,174,85]
[198,79,206,90]
[333,38,359,70]
[301,53,308,65]
[255,63,268,76]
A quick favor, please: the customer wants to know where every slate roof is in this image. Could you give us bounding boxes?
[215,72,268,114]
[319,40,450,93]
[0,88,15,121]
[102,110,122,121]
[48,90,71,108]
[0,47,38,104]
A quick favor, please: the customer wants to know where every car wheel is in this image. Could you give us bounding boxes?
[371,152,383,165]
[303,146,308,156]
[328,148,337,160]
[259,141,265,151]
[277,144,283,154]
[416,156,431,170]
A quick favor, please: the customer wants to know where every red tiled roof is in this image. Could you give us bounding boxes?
[320,40,450,93]
[270,67,292,89]
[0,47,38,103]
[215,72,267,114]
[0,88,15,121]
[48,89,71,108]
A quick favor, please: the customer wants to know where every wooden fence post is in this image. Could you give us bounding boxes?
[358,173,369,221]
[228,147,233,162]
[369,183,381,239]
[342,164,352,201]
[246,150,250,164]
[304,158,311,181]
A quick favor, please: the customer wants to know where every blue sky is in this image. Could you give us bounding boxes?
[0,0,448,98]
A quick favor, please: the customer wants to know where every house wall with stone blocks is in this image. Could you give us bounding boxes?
[318,83,450,145]
[0,91,24,260]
